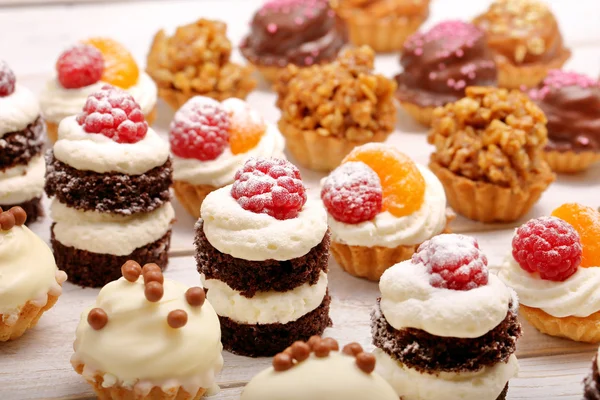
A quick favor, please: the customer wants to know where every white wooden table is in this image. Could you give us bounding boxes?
[1,0,599,399]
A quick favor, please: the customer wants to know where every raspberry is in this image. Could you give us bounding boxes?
[512,216,582,281]
[170,97,230,161]
[76,85,148,144]
[56,44,105,89]
[321,162,383,224]
[413,234,489,291]
[231,158,307,220]
[0,60,16,97]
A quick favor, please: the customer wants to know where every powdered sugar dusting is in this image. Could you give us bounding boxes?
[528,70,600,100]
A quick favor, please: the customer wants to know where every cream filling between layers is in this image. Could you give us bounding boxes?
[327,166,447,248]
[50,199,174,256]
[202,271,328,325]
[0,155,45,205]
[0,84,40,136]
[374,350,518,400]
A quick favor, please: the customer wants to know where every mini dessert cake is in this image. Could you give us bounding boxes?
[275,46,396,171]
[241,337,398,400]
[40,39,158,143]
[428,86,555,223]
[0,61,45,222]
[585,349,600,400]
[396,20,497,126]
[147,19,256,110]
[0,206,67,341]
[45,86,174,288]
[171,96,285,218]
[72,261,223,400]
[195,158,331,356]
[372,234,522,400]
[499,203,600,342]
[330,0,430,53]
[240,0,348,82]
[528,70,600,173]
[473,0,571,89]
[322,143,451,281]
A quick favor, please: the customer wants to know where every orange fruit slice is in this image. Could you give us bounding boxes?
[222,99,266,154]
[552,203,600,268]
[342,144,425,217]
[84,38,139,89]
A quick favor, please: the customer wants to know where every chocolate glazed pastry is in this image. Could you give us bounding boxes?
[584,355,600,400]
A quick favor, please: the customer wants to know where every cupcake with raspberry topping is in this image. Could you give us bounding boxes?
[322,143,451,281]
[45,86,174,288]
[372,234,521,400]
[241,337,398,400]
[0,61,45,223]
[396,20,497,126]
[171,96,285,218]
[528,70,600,173]
[40,39,158,143]
[195,157,331,357]
[499,203,600,342]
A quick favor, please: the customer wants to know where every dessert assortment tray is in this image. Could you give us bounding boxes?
[1,0,600,399]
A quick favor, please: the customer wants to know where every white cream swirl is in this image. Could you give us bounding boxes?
[379,260,513,338]
[0,84,40,136]
[71,277,223,396]
[327,165,447,248]
[0,155,45,205]
[39,73,157,123]
[499,255,600,318]
[201,185,328,261]
[53,116,169,175]
[50,199,174,256]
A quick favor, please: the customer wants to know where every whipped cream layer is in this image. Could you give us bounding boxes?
[40,73,157,124]
[499,255,600,318]
[54,116,169,175]
[0,84,40,136]
[202,271,328,324]
[379,259,513,338]
[241,351,398,400]
[72,277,223,396]
[51,199,174,256]
[327,165,447,248]
[201,185,328,261]
[375,350,518,400]
[0,155,45,205]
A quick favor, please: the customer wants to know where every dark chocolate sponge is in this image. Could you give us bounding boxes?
[0,117,44,170]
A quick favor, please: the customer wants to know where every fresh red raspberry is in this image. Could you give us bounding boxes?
[56,44,105,89]
[0,60,16,97]
[413,234,489,291]
[321,162,382,224]
[231,158,307,220]
[76,85,148,143]
[170,97,230,161]
[512,216,582,281]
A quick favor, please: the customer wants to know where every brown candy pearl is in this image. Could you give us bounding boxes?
[185,287,206,307]
[9,207,27,226]
[142,263,161,275]
[87,308,108,330]
[0,211,15,231]
[273,353,293,372]
[144,270,164,285]
[121,260,142,282]
[291,341,311,362]
[356,352,376,374]
[167,309,188,328]
[307,335,322,350]
[314,342,331,358]
[322,337,339,351]
[342,342,363,357]
[145,281,164,302]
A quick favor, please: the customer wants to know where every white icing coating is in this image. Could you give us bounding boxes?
[327,165,447,248]
[39,73,157,123]
[499,255,600,318]
[379,259,512,338]
[241,352,398,400]
[375,350,518,400]
[201,185,328,261]
[50,199,174,256]
[0,84,40,136]
[71,277,223,396]
[202,271,328,324]
[0,155,45,205]
[53,116,169,175]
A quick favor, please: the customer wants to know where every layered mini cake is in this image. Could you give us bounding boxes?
[241,337,398,400]
[0,61,45,223]
[195,157,331,356]
[585,349,600,400]
[72,261,223,400]
[0,206,67,341]
[372,234,521,400]
[45,86,174,288]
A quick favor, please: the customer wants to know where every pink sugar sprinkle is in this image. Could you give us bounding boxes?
[468,72,476,79]
[429,72,437,80]
[304,56,314,65]
[295,16,304,25]
[529,70,599,100]
[267,23,278,33]
[455,49,464,57]
[328,9,335,17]
[460,64,476,75]
[414,48,423,56]
[404,20,483,51]
[447,78,455,87]
[454,80,466,90]
[438,63,446,70]
[262,0,327,13]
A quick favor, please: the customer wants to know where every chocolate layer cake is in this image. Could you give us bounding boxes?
[1,197,44,225]
[0,118,44,170]
[584,354,600,400]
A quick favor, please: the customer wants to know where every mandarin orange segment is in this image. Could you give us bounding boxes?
[342,144,425,217]
[229,115,265,154]
[552,203,600,268]
[84,38,139,89]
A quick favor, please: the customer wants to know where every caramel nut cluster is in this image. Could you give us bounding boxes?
[0,206,27,231]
